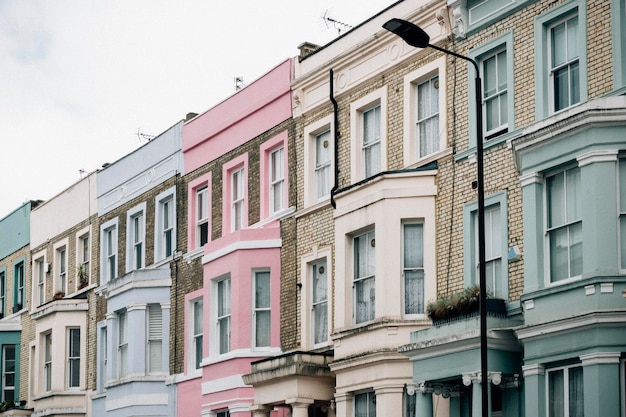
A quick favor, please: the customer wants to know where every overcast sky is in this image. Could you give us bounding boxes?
[0,0,395,219]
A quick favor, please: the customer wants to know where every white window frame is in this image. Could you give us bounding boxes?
[269,146,285,215]
[2,345,15,403]
[216,277,231,355]
[311,259,328,346]
[547,13,580,114]
[196,186,209,247]
[76,226,90,290]
[362,104,381,179]
[481,45,509,137]
[616,359,626,417]
[535,1,587,119]
[353,230,376,324]
[126,203,146,272]
[14,262,24,310]
[0,270,5,317]
[304,117,334,206]
[33,253,46,307]
[350,87,388,182]
[480,205,504,298]
[469,33,515,147]
[118,310,128,378]
[415,76,440,158]
[147,304,163,374]
[464,191,509,300]
[43,332,52,392]
[67,327,80,389]
[354,390,377,417]
[300,247,332,350]
[403,57,447,165]
[155,187,177,262]
[231,168,245,232]
[545,166,582,284]
[189,297,203,372]
[402,222,425,317]
[189,173,211,250]
[253,270,271,349]
[546,364,584,417]
[618,157,626,271]
[96,323,107,393]
[222,156,248,234]
[53,239,68,296]
[100,218,119,285]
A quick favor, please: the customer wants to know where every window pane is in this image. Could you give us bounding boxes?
[483,55,497,97]
[355,276,375,323]
[404,224,424,268]
[312,261,328,345]
[219,316,230,354]
[567,16,578,61]
[621,217,626,268]
[554,66,570,112]
[549,370,565,417]
[405,270,424,314]
[547,172,565,228]
[255,272,270,308]
[255,311,271,347]
[551,22,566,67]
[363,106,381,177]
[569,222,583,277]
[565,167,581,222]
[218,280,231,316]
[550,226,569,282]
[417,77,439,157]
[194,301,203,334]
[569,366,584,417]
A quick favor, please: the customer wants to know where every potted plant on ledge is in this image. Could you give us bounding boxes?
[426,285,506,324]
[77,264,88,290]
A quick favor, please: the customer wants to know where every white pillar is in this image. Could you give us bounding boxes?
[287,399,313,417]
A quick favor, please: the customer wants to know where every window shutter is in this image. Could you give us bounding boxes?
[148,305,162,372]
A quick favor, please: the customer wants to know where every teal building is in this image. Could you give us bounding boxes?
[0,201,40,406]
[399,0,626,416]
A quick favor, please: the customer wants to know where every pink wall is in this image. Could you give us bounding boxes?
[183,59,293,174]
[176,376,203,416]
[177,226,282,416]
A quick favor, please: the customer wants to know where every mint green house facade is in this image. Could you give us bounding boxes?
[0,202,40,407]
[400,0,626,416]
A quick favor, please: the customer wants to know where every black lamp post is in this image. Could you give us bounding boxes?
[383,18,489,417]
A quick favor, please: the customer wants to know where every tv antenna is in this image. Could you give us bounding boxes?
[321,10,353,36]
[136,128,155,142]
[234,76,246,91]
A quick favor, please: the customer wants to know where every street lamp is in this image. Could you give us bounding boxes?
[383,18,489,417]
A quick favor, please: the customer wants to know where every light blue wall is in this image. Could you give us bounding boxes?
[97,120,183,215]
[0,202,35,259]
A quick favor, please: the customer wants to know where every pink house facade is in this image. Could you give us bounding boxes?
[176,59,293,417]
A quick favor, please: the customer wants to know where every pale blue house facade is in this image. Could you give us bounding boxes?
[91,120,183,417]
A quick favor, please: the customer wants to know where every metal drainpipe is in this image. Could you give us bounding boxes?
[329,69,339,209]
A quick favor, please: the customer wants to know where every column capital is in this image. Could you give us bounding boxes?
[522,363,545,376]
[580,351,621,366]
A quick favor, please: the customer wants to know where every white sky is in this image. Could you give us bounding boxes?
[0,0,395,219]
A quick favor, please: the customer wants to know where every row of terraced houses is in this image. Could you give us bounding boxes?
[1,0,625,416]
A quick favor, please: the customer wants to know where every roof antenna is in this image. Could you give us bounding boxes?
[321,10,353,36]
[234,77,245,91]
[136,128,155,142]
